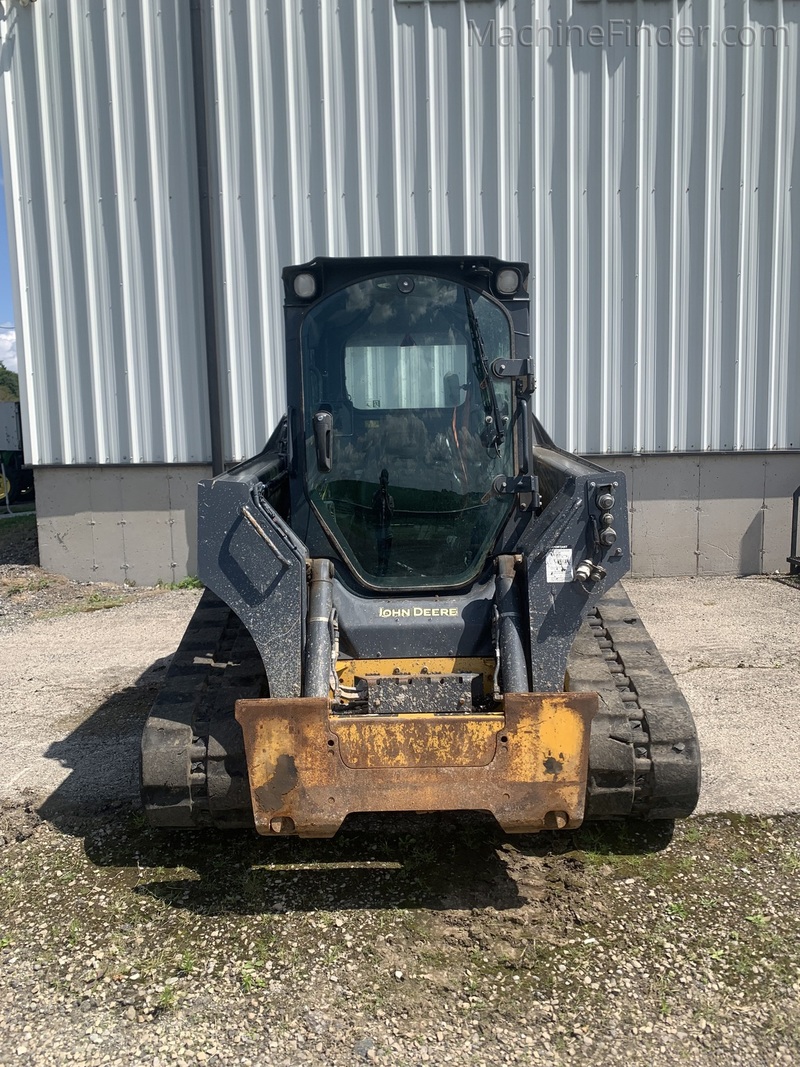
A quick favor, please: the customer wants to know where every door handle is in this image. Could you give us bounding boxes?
[313,410,333,472]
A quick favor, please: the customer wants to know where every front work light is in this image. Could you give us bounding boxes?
[294,272,317,299]
[495,269,520,295]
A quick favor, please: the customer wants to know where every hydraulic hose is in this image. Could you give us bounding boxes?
[304,559,334,697]
[495,555,529,694]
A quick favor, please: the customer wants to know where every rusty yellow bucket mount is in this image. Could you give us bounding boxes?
[235,691,598,838]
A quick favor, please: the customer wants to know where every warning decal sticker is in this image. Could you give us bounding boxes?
[545,547,574,584]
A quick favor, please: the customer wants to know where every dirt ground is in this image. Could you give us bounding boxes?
[1,808,798,1067]
[0,513,39,567]
[1,546,799,1065]
[624,575,800,816]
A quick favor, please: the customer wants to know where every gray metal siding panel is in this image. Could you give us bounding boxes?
[207,0,800,462]
[0,0,210,466]
[1,0,798,465]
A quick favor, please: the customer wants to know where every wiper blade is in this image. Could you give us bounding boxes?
[464,289,504,450]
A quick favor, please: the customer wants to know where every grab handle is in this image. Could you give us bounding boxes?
[313,410,333,473]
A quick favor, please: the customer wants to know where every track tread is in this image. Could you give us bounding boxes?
[141,590,262,828]
[570,587,701,821]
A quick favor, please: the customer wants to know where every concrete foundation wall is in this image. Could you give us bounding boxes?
[605,453,799,577]
[34,466,212,586]
[32,454,800,584]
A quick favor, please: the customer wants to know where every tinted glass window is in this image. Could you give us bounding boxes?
[301,274,515,589]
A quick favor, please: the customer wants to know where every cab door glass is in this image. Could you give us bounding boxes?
[301,274,516,589]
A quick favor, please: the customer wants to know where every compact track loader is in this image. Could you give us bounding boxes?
[141,257,700,836]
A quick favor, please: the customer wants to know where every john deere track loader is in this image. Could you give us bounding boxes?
[141,257,700,836]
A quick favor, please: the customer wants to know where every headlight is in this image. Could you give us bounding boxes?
[293,272,317,299]
[495,268,520,295]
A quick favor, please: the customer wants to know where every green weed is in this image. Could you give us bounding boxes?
[156,985,177,1011]
[156,575,203,591]
[72,592,126,613]
[241,962,267,993]
[178,951,196,975]
[745,914,769,928]
[4,576,50,595]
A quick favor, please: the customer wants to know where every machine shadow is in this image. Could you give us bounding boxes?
[83,809,674,918]
[34,656,675,917]
[36,657,174,825]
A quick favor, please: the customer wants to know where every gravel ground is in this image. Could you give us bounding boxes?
[2,561,799,1065]
[0,812,798,1066]
[0,566,200,816]
[625,576,800,816]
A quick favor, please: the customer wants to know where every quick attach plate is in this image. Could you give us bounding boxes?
[235,692,598,838]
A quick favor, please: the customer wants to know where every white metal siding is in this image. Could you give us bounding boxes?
[1,0,798,465]
[208,0,800,460]
[0,0,209,465]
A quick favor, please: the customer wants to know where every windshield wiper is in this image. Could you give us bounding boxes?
[464,289,505,451]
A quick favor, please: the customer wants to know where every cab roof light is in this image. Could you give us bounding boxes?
[293,272,317,299]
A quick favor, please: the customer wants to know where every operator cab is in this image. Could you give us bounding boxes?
[297,269,521,590]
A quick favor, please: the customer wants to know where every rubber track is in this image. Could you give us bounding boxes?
[142,588,700,828]
[570,588,701,821]
[140,590,262,828]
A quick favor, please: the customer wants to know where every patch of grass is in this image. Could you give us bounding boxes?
[252,935,277,963]
[698,896,719,909]
[128,811,149,833]
[574,823,647,872]
[3,575,50,595]
[745,913,769,928]
[156,575,203,591]
[0,513,35,534]
[156,985,177,1011]
[38,591,127,619]
[419,946,450,969]
[240,961,268,993]
[83,592,125,612]
[177,951,196,975]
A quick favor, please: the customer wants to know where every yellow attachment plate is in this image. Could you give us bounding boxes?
[332,714,503,769]
[235,692,598,838]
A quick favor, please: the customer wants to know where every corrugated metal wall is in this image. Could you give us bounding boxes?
[1,0,799,465]
[0,0,209,465]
